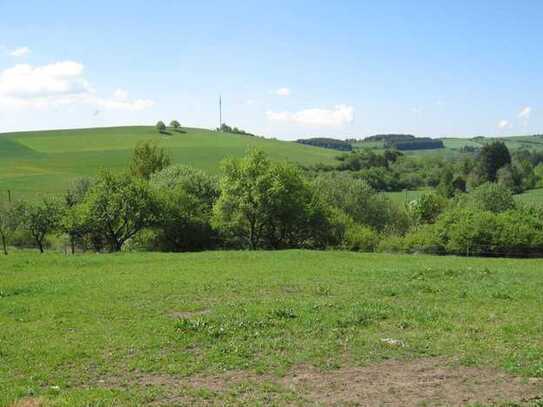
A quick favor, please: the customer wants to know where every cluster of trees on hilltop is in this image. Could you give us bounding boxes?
[1,140,542,258]
[217,123,256,136]
[296,138,352,151]
[156,120,182,133]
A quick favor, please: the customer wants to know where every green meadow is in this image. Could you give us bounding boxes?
[1,251,542,406]
[0,126,336,200]
[515,188,543,206]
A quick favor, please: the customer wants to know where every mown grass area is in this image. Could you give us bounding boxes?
[516,188,543,206]
[1,251,542,406]
[0,126,337,200]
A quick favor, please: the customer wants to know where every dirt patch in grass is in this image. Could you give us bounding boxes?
[9,398,44,407]
[99,358,542,406]
[284,358,542,406]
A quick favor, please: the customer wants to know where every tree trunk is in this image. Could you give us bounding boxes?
[38,240,44,253]
[71,237,75,255]
[1,235,7,255]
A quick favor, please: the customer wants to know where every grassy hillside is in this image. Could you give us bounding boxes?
[1,251,542,406]
[0,126,337,199]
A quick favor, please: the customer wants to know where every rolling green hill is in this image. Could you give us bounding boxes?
[0,126,337,199]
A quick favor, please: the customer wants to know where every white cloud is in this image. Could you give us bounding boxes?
[274,87,290,96]
[497,120,511,129]
[518,106,532,120]
[113,88,129,100]
[267,104,354,128]
[0,61,154,111]
[9,46,31,57]
[0,62,90,99]
[92,90,154,110]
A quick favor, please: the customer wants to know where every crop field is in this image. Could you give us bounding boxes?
[0,126,337,200]
[1,251,542,406]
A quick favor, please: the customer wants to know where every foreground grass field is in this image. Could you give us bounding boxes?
[0,126,336,200]
[1,251,542,406]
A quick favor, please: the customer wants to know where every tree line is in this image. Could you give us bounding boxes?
[308,141,543,195]
[0,140,542,257]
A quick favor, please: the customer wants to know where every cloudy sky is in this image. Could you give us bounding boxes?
[0,1,542,139]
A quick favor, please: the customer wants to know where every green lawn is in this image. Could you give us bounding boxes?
[515,188,543,206]
[441,138,483,150]
[0,126,337,200]
[1,251,542,406]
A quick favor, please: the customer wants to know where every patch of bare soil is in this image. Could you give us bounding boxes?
[283,358,542,406]
[99,358,543,406]
[9,398,43,407]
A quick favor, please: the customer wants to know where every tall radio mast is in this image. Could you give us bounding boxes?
[219,95,222,130]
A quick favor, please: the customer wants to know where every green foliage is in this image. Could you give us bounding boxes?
[150,166,218,251]
[313,172,409,233]
[79,170,158,252]
[402,225,445,254]
[296,137,352,151]
[19,197,63,253]
[467,183,515,213]
[169,120,181,129]
[343,222,380,251]
[478,141,512,182]
[218,123,255,136]
[212,149,272,249]
[155,120,166,133]
[129,140,171,180]
[396,204,543,257]
[436,167,455,198]
[408,193,447,225]
[0,201,19,255]
[213,150,335,249]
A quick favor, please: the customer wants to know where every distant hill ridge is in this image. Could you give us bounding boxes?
[0,125,337,198]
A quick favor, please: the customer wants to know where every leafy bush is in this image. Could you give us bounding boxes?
[408,193,447,225]
[78,170,158,252]
[402,225,445,255]
[376,234,406,253]
[343,223,380,252]
[213,150,338,249]
[19,198,63,253]
[313,172,409,233]
[129,140,171,180]
[466,183,515,213]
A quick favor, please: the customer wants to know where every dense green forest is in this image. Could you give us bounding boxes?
[296,137,352,151]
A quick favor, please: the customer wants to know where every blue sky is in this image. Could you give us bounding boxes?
[0,0,542,139]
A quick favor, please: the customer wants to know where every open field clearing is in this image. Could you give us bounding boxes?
[516,188,543,206]
[1,251,542,406]
[0,127,336,199]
